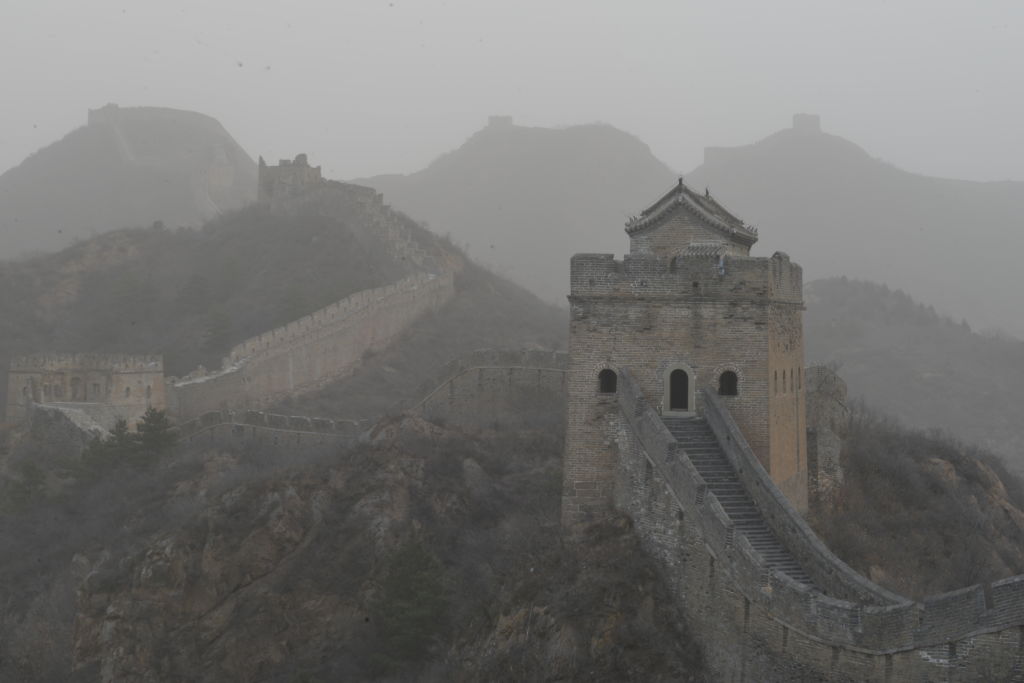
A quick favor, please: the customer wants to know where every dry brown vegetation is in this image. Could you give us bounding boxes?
[812,403,1024,599]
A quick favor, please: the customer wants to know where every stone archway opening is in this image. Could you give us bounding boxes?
[669,369,689,411]
[598,369,617,394]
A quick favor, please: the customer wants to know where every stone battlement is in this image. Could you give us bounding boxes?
[258,153,324,204]
[569,252,803,305]
[198,272,447,374]
[10,353,163,373]
[614,369,1024,679]
[167,271,455,420]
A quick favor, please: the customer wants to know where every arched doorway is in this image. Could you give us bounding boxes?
[669,369,689,411]
[598,369,617,394]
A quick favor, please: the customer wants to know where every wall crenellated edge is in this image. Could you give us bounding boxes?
[392,349,568,416]
[613,367,1024,677]
[703,389,902,606]
[167,271,455,420]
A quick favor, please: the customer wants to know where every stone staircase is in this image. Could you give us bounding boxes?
[662,416,815,587]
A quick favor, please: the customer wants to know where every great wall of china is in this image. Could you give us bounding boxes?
[167,270,454,420]
[174,348,1024,680]
[8,155,1024,681]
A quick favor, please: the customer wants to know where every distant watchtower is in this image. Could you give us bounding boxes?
[563,180,808,524]
[258,153,323,204]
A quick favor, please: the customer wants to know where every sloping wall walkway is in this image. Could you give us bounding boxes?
[610,368,1024,681]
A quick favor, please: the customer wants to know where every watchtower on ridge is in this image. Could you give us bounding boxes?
[257,153,323,204]
[563,179,808,524]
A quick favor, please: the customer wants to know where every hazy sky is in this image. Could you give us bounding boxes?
[2,0,1022,182]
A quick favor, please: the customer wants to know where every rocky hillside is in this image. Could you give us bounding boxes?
[686,115,1024,337]
[0,411,703,682]
[0,105,256,258]
[805,277,1024,471]
[812,402,1024,599]
[358,117,677,304]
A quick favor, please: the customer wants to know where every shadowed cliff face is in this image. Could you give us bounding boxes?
[0,106,257,258]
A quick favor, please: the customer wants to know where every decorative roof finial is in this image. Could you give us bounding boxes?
[705,187,710,198]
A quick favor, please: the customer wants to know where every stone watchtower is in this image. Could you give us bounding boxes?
[257,153,323,205]
[563,179,808,524]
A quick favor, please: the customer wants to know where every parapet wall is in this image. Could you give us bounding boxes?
[612,369,1024,681]
[570,252,803,304]
[9,354,163,373]
[398,349,568,432]
[168,271,455,420]
[173,409,362,453]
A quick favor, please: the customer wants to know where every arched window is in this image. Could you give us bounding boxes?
[125,386,131,398]
[718,371,738,396]
[598,369,617,394]
[669,369,689,411]
[145,385,152,399]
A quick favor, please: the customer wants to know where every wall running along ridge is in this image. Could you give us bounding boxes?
[612,368,1024,681]
[169,348,567,452]
[167,271,454,420]
[172,408,362,454]
[398,349,568,431]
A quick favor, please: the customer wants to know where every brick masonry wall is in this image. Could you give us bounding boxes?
[6,353,166,428]
[611,369,1024,681]
[173,409,361,453]
[167,272,454,420]
[563,251,808,524]
[405,349,567,432]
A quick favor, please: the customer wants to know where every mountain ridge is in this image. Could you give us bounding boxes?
[357,117,678,304]
[0,104,257,258]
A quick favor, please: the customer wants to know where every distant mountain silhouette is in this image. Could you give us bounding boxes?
[0,104,256,258]
[805,277,1024,470]
[687,114,1024,337]
[358,116,677,303]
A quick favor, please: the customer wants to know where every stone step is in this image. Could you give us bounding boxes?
[661,416,817,589]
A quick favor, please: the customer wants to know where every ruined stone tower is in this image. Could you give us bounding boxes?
[563,179,808,524]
